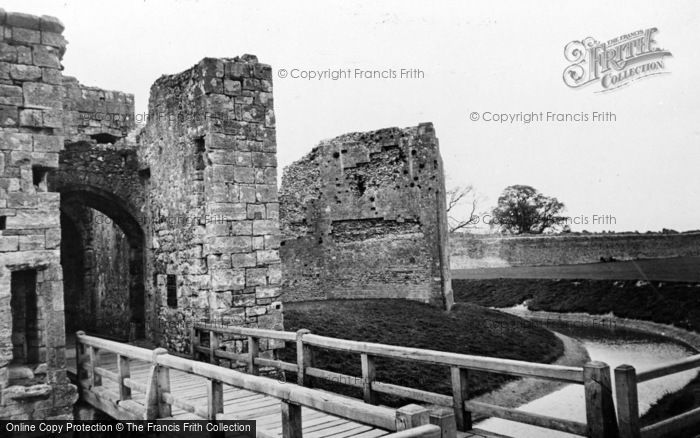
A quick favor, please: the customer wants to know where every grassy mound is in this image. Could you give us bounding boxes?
[453,279,700,332]
[280,299,563,407]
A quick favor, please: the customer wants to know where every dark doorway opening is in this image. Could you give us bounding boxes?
[10,270,40,365]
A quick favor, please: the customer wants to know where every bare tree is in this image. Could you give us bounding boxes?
[446,185,479,233]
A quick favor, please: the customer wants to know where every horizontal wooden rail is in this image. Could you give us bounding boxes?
[305,367,365,388]
[636,354,700,383]
[255,357,298,372]
[640,406,700,438]
[192,323,617,437]
[382,424,442,438]
[372,382,453,407]
[302,333,584,383]
[77,331,439,435]
[195,323,298,341]
[465,401,588,436]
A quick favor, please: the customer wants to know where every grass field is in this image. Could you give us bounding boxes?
[453,278,700,332]
[452,256,700,282]
[279,299,563,407]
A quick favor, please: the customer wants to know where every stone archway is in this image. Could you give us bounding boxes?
[53,184,146,340]
[48,140,150,340]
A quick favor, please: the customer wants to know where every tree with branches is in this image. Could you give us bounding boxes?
[490,185,567,234]
[446,185,480,233]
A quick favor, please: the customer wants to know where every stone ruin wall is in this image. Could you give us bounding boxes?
[279,123,453,309]
[450,232,700,269]
[138,56,284,355]
[0,8,286,419]
[0,10,77,420]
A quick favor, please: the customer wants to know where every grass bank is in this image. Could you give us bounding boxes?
[453,278,700,332]
[280,299,563,407]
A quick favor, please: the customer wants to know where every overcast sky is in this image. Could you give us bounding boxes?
[9,0,700,232]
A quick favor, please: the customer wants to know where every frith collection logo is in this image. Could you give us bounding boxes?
[563,28,672,92]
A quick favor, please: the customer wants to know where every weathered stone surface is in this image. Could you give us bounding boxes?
[23,82,62,110]
[6,12,42,30]
[9,64,41,81]
[1,9,286,421]
[279,124,453,309]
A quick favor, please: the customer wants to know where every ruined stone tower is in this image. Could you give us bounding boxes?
[1,10,284,419]
[279,123,453,309]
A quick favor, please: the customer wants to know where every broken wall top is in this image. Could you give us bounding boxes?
[280,122,444,238]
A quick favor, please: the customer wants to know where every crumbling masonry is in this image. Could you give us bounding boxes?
[279,124,453,309]
[0,9,451,420]
[0,10,283,419]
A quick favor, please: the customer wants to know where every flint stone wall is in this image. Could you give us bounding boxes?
[279,123,453,309]
[450,232,700,269]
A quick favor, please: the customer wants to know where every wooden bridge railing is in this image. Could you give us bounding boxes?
[193,323,619,438]
[75,331,442,438]
[615,354,700,438]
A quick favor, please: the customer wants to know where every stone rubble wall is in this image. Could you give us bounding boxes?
[450,232,700,269]
[279,123,453,309]
[61,76,134,143]
[0,10,77,420]
[139,56,283,355]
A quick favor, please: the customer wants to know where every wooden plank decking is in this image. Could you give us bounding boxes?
[66,348,508,438]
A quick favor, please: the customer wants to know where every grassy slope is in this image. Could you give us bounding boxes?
[280,299,563,407]
[452,277,700,436]
[453,278,700,332]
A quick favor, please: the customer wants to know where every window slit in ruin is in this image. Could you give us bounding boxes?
[166,274,177,308]
[194,137,206,171]
[32,167,49,192]
[0,216,6,230]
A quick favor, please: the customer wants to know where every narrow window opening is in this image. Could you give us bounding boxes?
[0,216,6,230]
[194,137,206,171]
[166,274,177,308]
[32,167,49,192]
[10,269,40,365]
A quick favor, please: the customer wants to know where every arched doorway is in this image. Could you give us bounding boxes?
[57,185,146,340]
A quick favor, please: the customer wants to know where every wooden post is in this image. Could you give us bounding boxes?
[248,336,259,375]
[450,367,471,431]
[281,401,303,438]
[144,348,171,419]
[361,353,377,404]
[208,379,224,420]
[615,364,641,438]
[190,326,197,359]
[209,330,219,365]
[396,404,430,431]
[429,407,457,438]
[584,361,619,438]
[75,331,85,385]
[296,329,312,387]
[117,354,131,401]
[88,345,101,388]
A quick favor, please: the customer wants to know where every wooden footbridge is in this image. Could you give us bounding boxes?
[70,325,700,438]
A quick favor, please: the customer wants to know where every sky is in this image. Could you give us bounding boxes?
[8,0,700,232]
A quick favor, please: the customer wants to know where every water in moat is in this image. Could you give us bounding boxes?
[477,312,698,438]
